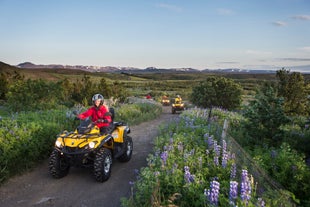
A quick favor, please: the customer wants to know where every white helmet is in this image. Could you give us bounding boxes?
[92,94,104,105]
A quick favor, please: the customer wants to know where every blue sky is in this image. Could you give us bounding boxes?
[1,0,310,71]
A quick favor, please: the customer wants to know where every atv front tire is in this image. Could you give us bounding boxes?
[48,149,70,178]
[94,148,112,182]
[117,135,133,162]
[172,108,176,114]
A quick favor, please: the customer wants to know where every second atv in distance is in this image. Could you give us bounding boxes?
[161,95,170,106]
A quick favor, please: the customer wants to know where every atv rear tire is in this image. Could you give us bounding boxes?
[94,148,112,182]
[48,149,70,178]
[117,135,133,162]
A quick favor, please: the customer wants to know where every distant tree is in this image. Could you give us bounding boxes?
[0,73,9,100]
[97,78,112,98]
[190,76,242,110]
[276,68,309,116]
[71,75,94,105]
[6,79,61,111]
[0,71,24,101]
[110,81,130,102]
[58,78,74,106]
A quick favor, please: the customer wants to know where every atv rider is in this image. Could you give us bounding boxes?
[175,95,182,104]
[77,94,112,134]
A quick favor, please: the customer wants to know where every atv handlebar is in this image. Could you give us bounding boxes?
[75,116,109,124]
[97,119,109,123]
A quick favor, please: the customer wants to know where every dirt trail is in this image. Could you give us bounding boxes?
[0,106,177,207]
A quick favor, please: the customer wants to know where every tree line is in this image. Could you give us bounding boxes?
[0,71,129,112]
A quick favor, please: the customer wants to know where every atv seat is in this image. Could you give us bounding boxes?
[109,107,115,122]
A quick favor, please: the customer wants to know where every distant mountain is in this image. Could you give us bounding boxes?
[202,68,276,74]
[12,62,310,74]
[16,62,120,72]
[16,62,201,73]
[0,61,19,72]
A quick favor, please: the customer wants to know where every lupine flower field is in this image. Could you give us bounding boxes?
[121,108,295,207]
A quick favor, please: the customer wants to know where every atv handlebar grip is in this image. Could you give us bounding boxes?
[98,119,109,123]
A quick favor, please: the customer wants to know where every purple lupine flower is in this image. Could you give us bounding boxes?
[167,144,173,151]
[229,181,238,205]
[213,140,218,152]
[231,153,235,160]
[206,180,220,206]
[230,163,237,179]
[214,142,221,157]
[184,166,195,183]
[177,142,183,152]
[271,150,277,159]
[214,155,219,166]
[222,139,227,153]
[207,135,214,149]
[129,181,135,186]
[222,151,229,168]
[154,149,160,157]
[240,169,252,204]
[154,171,160,177]
[257,198,266,207]
[160,151,168,165]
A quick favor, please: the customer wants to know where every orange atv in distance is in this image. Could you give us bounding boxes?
[161,96,170,106]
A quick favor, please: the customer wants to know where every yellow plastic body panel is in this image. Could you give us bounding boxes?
[111,126,126,143]
[56,125,106,149]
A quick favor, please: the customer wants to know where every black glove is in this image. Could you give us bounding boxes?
[98,119,109,123]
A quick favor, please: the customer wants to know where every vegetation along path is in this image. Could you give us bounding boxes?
[0,106,177,207]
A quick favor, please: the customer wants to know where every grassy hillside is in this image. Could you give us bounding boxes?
[3,61,310,101]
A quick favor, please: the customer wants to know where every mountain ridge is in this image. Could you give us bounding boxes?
[2,61,309,74]
[15,62,278,74]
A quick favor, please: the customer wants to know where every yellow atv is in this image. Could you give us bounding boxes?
[171,101,185,114]
[48,108,132,182]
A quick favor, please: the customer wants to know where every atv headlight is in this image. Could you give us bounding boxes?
[89,141,96,149]
[55,140,62,148]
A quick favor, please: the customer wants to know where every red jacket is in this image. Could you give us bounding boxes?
[78,105,112,128]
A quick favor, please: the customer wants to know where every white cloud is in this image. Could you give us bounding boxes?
[216,8,235,15]
[277,58,310,62]
[217,61,239,64]
[245,50,272,55]
[292,15,310,20]
[298,47,310,52]
[272,21,287,26]
[156,3,182,12]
